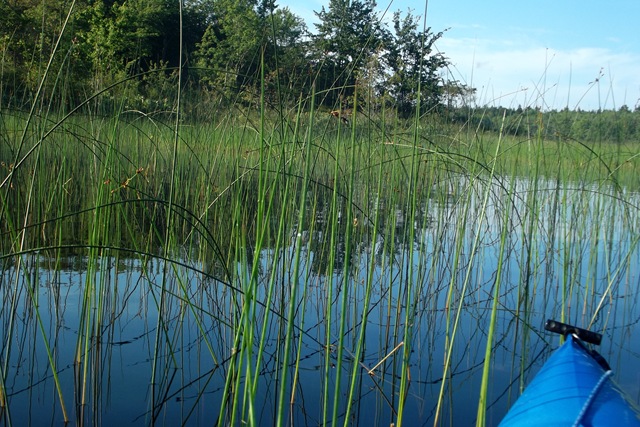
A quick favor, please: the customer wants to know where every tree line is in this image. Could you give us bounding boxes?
[453,105,640,143]
[0,0,470,117]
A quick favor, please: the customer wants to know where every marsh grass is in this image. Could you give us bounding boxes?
[3,98,640,425]
[2,3,640,427]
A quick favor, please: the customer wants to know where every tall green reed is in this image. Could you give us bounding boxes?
[0,2,80,422]
[476,115,512,426]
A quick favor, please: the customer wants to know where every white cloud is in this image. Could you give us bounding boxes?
[438,38,640,110]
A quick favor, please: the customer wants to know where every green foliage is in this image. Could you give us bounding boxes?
[1,0,206,108]
[260,7,311,105]
[194,1,310,106]
[453,105,640,142]
[195,0,260,98]
[312,0,387,106]
[3,0,637,133]
[386,11,448,117]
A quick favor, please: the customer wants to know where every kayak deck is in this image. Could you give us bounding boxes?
[500,337,640,426]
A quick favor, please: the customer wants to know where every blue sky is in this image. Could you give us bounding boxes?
[277,0,640,111]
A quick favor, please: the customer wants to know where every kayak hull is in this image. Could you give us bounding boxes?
[500,337,640,426]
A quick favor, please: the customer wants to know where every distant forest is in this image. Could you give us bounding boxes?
[2,0,639,141]
[452,105,640,143]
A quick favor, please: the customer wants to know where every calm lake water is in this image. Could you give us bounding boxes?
[1,177,639,425]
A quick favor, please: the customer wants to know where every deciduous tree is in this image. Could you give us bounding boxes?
[386,10,448,117]
[312,0,388,107]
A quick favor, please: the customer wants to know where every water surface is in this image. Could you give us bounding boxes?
[1,177,639,426]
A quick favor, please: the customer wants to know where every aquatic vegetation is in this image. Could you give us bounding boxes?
[2,88,640,425]
[1,3,639,426]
